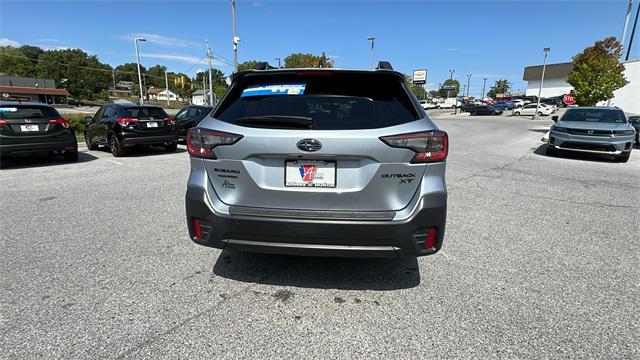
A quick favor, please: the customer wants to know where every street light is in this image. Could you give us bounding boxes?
[481,77,488,99]
[465,74,472,97]
[367,37,375,69]
[274,57,281,68]
[134,37,146,104]
[534,47,550,120]
[231,0,240,72]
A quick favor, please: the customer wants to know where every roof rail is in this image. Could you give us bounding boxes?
[376,61,393,70]
[254,62,277,70]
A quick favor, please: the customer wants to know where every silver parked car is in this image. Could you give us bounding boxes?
[185,66,448,258]
[547,107,635,162]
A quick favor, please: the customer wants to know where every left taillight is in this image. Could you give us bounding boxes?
[0,119,7,126]
[165,116,175,125]
[187,128,243,159]
[48,118,70,129]
[380,131,448,163]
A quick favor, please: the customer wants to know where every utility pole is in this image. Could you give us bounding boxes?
[447,69,454,99]
[534,47,550,120]
[134,37,146,104]
[231,0,239,72]
[206,40,214,105]
[465,74,472,97]
[368,37,376,69]
[626,1,640,61]
[481,77,488,99]
[111,69,116,98]
[621,0,635,57]
[165,69,170,105]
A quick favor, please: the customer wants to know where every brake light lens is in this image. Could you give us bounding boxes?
[165,116,175,125]
[380,131,448,163]
[116,117,138,127]
[0,119,7,126]
[187,128,243,159]
[48,118,70,129]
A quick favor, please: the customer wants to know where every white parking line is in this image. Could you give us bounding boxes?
[107,159,124,166]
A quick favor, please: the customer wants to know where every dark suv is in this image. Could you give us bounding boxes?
[0,102,78,163]
[174,105,213,141]
[84,103,178,157]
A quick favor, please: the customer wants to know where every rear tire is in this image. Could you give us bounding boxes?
[85,132,98,150]
[164,143,178,153]
[616,152,630,163]
[110,136,125,157]
[63,151,79,162]
[514,111,521,116]
[538,111,543,116]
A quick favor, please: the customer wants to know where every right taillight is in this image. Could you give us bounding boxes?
[116,117,139,127]
[187,128,243,159]
[380,131,448,163]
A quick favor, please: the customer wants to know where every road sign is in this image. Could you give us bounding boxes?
[412,69,427,85]
[563,93,576,105]
[442,85,456,91]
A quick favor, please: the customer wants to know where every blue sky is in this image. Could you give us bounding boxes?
[1,0,638,96]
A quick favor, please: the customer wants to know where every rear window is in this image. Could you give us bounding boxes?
[214,72,420,130]
[123,107,168,119]
[562,109,627,123]
[0,105,60,120]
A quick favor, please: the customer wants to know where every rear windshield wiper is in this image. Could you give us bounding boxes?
[234,115,313,129]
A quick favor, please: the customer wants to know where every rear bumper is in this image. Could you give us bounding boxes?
[185,175,447,258]
[0,136,77,156]
[118,134,178,146]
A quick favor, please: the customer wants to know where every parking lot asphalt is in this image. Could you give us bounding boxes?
[1,115,639,359]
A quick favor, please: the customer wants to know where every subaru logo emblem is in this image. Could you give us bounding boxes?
[587,130,594,134]
[297,139,322,152]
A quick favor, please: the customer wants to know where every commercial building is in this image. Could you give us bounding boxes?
[0,75,70,104]
[523,60,640,114]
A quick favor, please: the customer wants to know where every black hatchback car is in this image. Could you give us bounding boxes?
[84,103,178,157]
[468,105,503,116]
[174,105,212,140]
[0,102,78,163]
[629,116,640,145]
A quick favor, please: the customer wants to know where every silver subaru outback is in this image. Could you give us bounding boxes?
[185,65,447,258]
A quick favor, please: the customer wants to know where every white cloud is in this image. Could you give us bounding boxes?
[119,33,201,48]
[33,38,60,43]
[140,52,225,66]
[0,38,20,47]
[444,47,469,53]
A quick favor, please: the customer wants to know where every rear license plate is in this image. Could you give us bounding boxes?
[20,124,39,132]
[285,160,336,188]
[146,122,158,128]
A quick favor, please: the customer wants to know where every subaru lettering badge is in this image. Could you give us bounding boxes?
[297,139,322,152]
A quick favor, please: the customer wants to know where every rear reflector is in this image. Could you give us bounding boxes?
[424,227,437,249]
[64,145,77,151]
[192,218,203,239]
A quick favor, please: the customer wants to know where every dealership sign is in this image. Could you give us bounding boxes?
[412,69,427,85]
[563,93,576,105]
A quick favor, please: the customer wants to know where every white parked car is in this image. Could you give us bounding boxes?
[511,99,530,108]
[439,98,462,109]
[419,100,439,110]
[513,103,554,116]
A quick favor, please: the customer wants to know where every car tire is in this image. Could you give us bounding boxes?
[616,152,631,163]
[63,151,79,162]
[164,143,178,153]
[545,146,558,156]
[85,132,98,150]
[538,111,544,116]
[110,136,125,157]
[514,111,521,116]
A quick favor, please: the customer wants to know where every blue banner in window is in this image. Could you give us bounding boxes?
[241,84,306,97]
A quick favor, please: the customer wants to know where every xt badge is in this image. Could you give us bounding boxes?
[222,180,236,189]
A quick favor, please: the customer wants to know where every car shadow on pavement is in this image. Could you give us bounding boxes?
[528,128,550,133]
[212,250,421,291]
[93,144,186,157]
[533,144,620,163]
[0,151,98,169]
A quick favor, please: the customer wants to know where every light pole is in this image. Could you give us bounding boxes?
[165,69,170,105]
[368,37,375,69]
[626,1,640,61]
[206,40,214,106]
[481,77,488,99]
[465,74,472,97]
[274,57,281,68]
[447,69,454,98]
[134,37,146,104]
[534,47,550,120]
[621,0,635,57]
[231,0,240,72]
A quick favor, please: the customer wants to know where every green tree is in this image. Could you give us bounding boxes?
[115,63,146,82]
[237,60,259,72]
[428,90,439,98]
[438,79,461,98]
[146,65,167,88]
[0,46,35,76]
[284,52,333,68]
[567,37,628,106]
[486,79,511,99]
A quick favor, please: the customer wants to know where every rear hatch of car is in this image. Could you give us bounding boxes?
[120,106,172,133]
[0,104,70,144]
[193,70,445,212]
